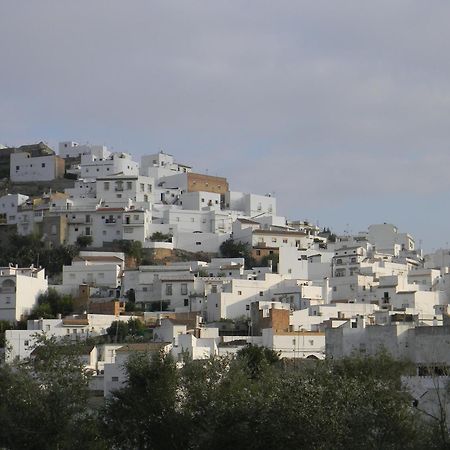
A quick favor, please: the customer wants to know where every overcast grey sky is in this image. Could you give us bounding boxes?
[1,1,450,250]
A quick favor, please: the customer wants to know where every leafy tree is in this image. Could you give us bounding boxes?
[28,288,74,319]
[106,318,145,342]
[0,336,96,450]
[236,344,280,379]
[0,233,78,278]
[113,239,143,264]
[219,238,250,259]
[106,320,129,343]
[0,320,14,348]
[150,232,172,242]
[76,235,93,248]
[261,253,279,272]
[102,351,188,450]
[127,318,145,338]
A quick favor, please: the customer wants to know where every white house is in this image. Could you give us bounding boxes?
[0,266,48,322]
[367,223,415,255]
[58,141,111,160]
[224,191,276,217]
[96,174,154,207]
[80,152,139,180]
[140,151,191,179]
[206,273,286,322]
[0,193,29,225]
[10,152,65,182]
[62,252,125,296]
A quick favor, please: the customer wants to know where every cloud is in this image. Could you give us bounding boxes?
[1,0,450,247]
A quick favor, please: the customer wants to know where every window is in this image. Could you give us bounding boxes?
[256,250,261,256]
[259,291,263,296]
[24,340,29,347]
[351,257,357,263]
[117,194,122,198]
[211,285,217,293]
[15,166,19,171]
[126,182,132,190]
[166,284,173,296]
[140,183,145,192]
[283,239,288,243]
[196,242,201,245]
[246,305,250,311]
[238,290,242,295]
[272,237,277,243]
[184,298,189,307]
[85,227,91,236]
[134,215,139,220]
[181,283,188,295]
[112,376,119,382]
[41,163,46,168]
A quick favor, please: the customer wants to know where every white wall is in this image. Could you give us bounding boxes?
[173,231,229,253]
[0,268,48,322]
[10,153,59,182]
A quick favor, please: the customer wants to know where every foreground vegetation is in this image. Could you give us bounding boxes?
[0,339,447,450]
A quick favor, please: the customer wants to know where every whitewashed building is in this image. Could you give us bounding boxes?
[0,266,47,322]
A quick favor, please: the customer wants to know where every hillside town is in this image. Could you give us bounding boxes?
[1,140,450,435]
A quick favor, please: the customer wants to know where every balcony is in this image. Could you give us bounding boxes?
[68,218,86,224]
[115,186,124,192]
[105,219,117,224]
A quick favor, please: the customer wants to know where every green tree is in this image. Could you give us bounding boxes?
[219,238,250,258]
[28,288,74,319]
[113,239,143,264]
[76,235,93,248]
[102,351,188,450]
[0,336,96,450]
[236,344,280,379]
[260,253,279,272]
[127,318,145,338]
[106,320,129,343]
[150,232,172,242]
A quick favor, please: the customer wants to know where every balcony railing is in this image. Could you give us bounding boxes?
[105,219,117,224]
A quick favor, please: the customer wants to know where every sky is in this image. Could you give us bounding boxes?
[1,1,450,251]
